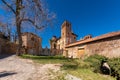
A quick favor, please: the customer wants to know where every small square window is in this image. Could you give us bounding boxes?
[31,37,34,41]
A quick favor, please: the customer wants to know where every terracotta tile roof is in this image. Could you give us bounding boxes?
[66,31,120,48]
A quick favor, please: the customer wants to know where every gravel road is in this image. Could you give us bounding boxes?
[0,54,61,80]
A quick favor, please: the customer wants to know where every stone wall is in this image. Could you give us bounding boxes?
[67,46,78,58]
[22,32,42,55]
[0,39,3,54]
[0,38,17,54]
[66,36,120,58]
[0,45,1,54]
[85,36,120,58]
[1,42,17,54]
[40,47,51,56]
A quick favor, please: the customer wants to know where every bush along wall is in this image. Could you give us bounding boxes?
[84,54,120,79]
[108,58,120,79]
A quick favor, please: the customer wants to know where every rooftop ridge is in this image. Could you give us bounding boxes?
[66,31,120,48]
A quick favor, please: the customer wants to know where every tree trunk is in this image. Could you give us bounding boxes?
[16,0,22,56]
[16,24,22,56]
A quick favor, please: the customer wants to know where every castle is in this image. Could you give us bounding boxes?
[50,21,120,58]
[50,21,77,56]
[21,32,42,55]
[0,20,120,58]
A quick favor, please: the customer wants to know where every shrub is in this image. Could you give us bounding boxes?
[84,54,107,73]
[84,54,120,78]
[108,58,120,77]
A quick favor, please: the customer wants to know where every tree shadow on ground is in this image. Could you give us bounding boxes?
[0,71,17,78]
[0,54,14,59]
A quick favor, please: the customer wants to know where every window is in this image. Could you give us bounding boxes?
[74,37,76,39]
[31,37,34,41]
[54,43,56,49]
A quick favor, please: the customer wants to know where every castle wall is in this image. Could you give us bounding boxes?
[66,36,120,58]
[0,38,3,54]
[1,42,17,54]
[0,36,17,54]
[0,43,1,54]
[22,33,42,55]
[86,36,120,58]
[67,46,78,58]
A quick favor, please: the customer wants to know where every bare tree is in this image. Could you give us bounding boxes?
[12,30,18,43]
[0,22,7,35]
[0,22,11,41]
[1,0,55,55]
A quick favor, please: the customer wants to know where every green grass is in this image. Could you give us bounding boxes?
[48,69,66,80]
[61,59,115,80]
[66,68,115,80]
[108,58,120,77]
[21,54,71,64]
[20,54,116,80]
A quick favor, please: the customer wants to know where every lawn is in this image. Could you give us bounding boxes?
[20,54,116,80]
[21,54,71,64]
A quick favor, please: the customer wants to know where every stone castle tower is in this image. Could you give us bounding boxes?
[50,20,77,55]
[61,21,72,48]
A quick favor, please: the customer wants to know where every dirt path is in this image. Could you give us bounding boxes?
[0,55,61,80]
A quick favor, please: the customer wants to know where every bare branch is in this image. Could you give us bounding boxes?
[1,0,55,55]
[1,0,16,14]
[22,18,45,30]
[32,0,43,13]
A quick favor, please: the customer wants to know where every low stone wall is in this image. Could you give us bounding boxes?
[0,45,1,54]
[66,36,120,58]
[40,48,51,56]
[1,42,17,54]
[67,47,78,58]
[86,36,120,58]
[39,48,63,56]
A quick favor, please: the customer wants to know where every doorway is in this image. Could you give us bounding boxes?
[78,48,85,58]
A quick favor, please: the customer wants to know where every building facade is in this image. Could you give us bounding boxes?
[22,32,42,55]
[66,32,120,58]
[50,21,120,58]
[50,21,77,56]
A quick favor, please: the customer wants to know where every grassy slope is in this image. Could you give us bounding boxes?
[66,69,115,80]
[21,54,115,80]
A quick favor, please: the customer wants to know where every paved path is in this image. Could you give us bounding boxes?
[0,55,61,80]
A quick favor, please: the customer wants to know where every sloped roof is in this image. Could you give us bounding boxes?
[66,31,120,48]
[72,32,78,37]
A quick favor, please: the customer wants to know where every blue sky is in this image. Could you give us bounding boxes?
[0,0,120,48]
[41,0,120,48]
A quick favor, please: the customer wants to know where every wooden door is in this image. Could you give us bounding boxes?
[78,48,85,58]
